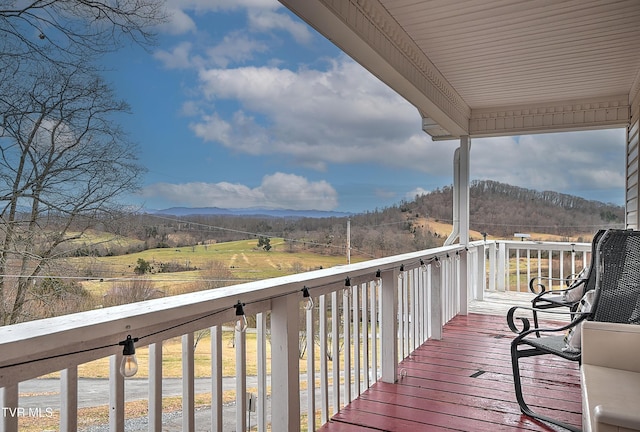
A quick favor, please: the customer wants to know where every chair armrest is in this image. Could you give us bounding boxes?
[594,405,640,431]
[507,305,584,335]
[582,322,640,372]
[529,275,587,294]
[532,283,585,302]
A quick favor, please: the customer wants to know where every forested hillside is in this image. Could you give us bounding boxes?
[408,180,624,239]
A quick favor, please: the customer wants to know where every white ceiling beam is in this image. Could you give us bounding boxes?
[469,95,630,137]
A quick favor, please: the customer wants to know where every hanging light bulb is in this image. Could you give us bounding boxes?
[118,335,139,378]
[375,269,382,288]
[434,256,441,268]
[234,301,248,333]
[343,276,352,299]
[301,286,314,310]
[455,251,460,261]
[420,259,428,271]
[399,264,405,279]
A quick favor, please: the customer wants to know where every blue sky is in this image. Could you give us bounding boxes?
[105,0,626,213]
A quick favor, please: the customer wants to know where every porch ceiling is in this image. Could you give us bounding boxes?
[279,0,640,138]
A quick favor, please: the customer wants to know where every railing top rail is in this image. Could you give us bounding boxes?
[480,239,591,250]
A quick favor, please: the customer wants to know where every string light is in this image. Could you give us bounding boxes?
[234,301,248,333]
[434,256,441,268]
[118,335,139,378]
[301,286,314,311]
[399,264,405,280]
[420,259,428,271]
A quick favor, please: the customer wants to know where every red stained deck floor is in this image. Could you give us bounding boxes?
[318,313,581,432]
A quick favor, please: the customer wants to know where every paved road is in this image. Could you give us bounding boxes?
[19,375,320,431]
[20,377,253,409]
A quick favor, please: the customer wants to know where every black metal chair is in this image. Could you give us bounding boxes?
[528,230,605,335]
[508,229,640,432]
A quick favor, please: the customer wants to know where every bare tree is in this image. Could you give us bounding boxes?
[200,260,236,290]
[103,278,163,307]
[0,65,145,324]
[0,1,164,324]
[0,0,164,70]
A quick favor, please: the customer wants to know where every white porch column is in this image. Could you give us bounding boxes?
[459,136,470,244]
[445,135,470,246]
[459,136,470,314]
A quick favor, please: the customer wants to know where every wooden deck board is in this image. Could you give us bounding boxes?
[318,311,581,432]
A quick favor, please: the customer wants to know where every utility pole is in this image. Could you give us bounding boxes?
[347,218,351,264]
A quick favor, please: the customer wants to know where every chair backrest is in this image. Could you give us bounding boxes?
[581,229,606,294]
[591,229,640,325]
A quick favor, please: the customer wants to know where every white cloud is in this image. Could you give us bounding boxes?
[159,7,197,35]
[140,172,338,210]
[154,42,194,69]
[190,113,232,145]
[405,187,430,201]
[164,0,280,16]
[206,33,269,68]
[181,0,280,11]
[156,4,301,69]
[159,0,286,36]
[155,35,271,71]
[247,9,313,44]
[189,57,451,175]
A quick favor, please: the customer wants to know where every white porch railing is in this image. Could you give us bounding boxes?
[0,239,588,431]
[483,239,591,295]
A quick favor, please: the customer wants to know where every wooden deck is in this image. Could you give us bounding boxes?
[318,298,581,431]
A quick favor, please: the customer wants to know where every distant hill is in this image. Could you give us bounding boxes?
[405,180,625,238]
[151,206,353,219]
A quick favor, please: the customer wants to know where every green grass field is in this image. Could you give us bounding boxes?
[75,237,358,295]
